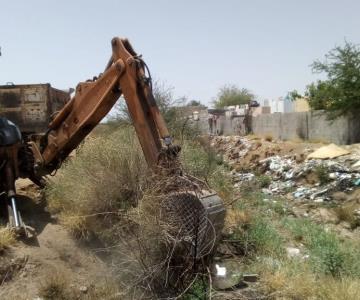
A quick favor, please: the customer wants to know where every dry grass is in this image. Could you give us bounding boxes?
[224,208,251,235]
[245,134,261,140]
[46,126,148,239]
[264,134,273,142]
[0,227,16,252]
[38,270,71,300]
[334,204,360,229]
[315,277,360,300]
[261,264,318,299]
[38,269,123,300]
[262,264,360,300]
[85,281,123,299]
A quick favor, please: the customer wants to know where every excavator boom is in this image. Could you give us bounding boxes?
[39,37,171,174]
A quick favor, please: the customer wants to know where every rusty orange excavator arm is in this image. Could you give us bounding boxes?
[36,37,173,175]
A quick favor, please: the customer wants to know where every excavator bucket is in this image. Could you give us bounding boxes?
[162,190,226,259]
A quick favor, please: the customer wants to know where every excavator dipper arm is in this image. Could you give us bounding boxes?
[38,37,171,175]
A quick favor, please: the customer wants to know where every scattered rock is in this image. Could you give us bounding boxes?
[79,286,88,293]
[286,247,301,258]
[312,208,338,224]
[332,191,349,201]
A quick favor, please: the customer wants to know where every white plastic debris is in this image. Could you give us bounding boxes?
[215,264,226,277]
[352,160,360,170]
[286,247,301,258]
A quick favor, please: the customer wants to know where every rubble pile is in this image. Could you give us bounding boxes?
[211,136,360,202]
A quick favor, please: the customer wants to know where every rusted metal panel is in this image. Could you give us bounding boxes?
[0,84,70,134]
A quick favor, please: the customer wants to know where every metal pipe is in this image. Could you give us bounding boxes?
[10,197,20,227]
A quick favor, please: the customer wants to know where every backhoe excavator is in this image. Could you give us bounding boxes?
[0,37,225,258]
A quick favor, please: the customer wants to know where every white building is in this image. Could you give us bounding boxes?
[270,97,285,113]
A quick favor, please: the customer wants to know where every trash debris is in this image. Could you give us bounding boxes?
[233,172,255,182]
[286,247,301,258]
[243,274,259,282]
[307,144,350,160]
[352,160,360,170]
[354,209,360,216]
[268,180,294,194]
[211,136,360,203]
[215,264,226,276]
[211,259,243,290]
[79,286,88,293]
[292,186,323,200]
[260,156,295,176]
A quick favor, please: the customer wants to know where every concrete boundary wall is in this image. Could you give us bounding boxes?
[251,111,360,145]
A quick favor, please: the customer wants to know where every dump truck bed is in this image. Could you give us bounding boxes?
[0,84,70,134]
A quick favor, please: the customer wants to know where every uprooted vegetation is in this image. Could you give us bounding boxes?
[46,124,233,298]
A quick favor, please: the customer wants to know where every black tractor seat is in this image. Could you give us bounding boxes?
[0,117,22,146]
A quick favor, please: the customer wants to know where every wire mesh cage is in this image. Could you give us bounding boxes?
[161,191,225,259]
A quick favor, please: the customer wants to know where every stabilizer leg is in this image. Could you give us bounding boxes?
[7,195,35,238]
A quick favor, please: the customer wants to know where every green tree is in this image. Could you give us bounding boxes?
[301,41,360,118]
[109,80,184,124]
[106,80,198,139]
[213,85,255,108]
[186,99,204,107]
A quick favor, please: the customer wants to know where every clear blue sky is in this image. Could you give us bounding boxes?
[1,0,359,106]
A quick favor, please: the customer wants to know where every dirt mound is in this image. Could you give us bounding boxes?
[211,135,318,172]
[0,180,110,300]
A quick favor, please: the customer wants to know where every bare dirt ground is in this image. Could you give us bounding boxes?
[0,180,109,300]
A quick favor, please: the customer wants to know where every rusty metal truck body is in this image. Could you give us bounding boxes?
[0,84,70,134]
